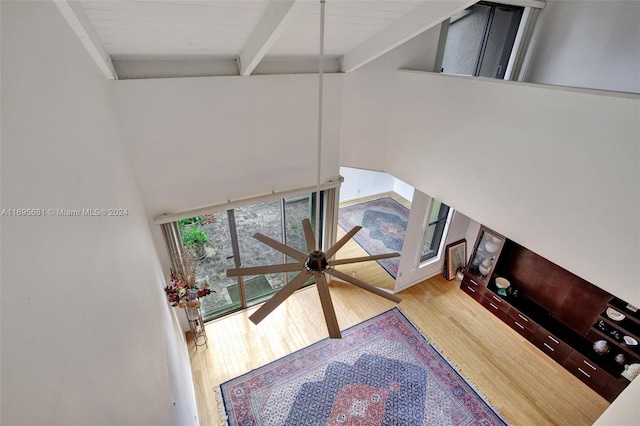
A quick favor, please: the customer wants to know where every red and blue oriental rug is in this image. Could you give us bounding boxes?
[219,308,507,426]
[338,197,410,278]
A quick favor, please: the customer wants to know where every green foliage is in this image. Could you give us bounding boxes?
[181,226,210,246]
[178,216,204,228]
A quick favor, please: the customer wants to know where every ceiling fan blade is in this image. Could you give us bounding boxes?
[328,252,400,266]
[324,225,362,259]
[302,218,316,252]
[325,268,402,303]
[226,263,304,277]
[314,272,341,339]
[253,232,308,262]
[248,270,312,325]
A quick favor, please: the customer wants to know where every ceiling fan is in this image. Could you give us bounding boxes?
[226,219,401,339]
[226,0,401,339]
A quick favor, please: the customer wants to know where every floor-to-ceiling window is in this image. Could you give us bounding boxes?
[420,199,451,263]
[234,200,286,310]
[163,191,328,322]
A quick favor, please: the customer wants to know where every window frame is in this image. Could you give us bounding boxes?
[158,185,340,323]
[434,0,541,81]
[418,199,453,265]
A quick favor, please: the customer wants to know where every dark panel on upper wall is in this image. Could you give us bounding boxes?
[495,239,612,335]
[554,277,611,335]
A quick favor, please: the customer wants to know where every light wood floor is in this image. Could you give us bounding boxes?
[188,274,609,425]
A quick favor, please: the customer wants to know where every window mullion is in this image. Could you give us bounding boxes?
[474,4,495,76]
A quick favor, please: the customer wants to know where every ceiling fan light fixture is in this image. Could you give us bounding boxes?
[306,250,329,272]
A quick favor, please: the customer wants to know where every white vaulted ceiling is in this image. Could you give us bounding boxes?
[81,1,271,58]
[82,1,418,58]
[56,0,478,79]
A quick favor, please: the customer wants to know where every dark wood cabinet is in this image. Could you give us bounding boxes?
[532,327,572,364]
[481,295,508,320]
[504,306,538,339]
[588,298,640,378]
[507,306,537,334]
[465,226,505,286]
[601,377,632,402]
[564,350,612,392]
[493,239,611,335]
[461,277,483,302]
[484,291,509,313]
[461,226,504,304]
[460,225,637,401]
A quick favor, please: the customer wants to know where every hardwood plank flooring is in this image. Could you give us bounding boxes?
[188,273,609,425]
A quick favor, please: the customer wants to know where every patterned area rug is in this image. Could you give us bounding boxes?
[338,197,410,278]
[219,308,507,426]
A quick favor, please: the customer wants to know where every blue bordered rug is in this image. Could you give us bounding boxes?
[219,308,507,425]
[338,197,410,278]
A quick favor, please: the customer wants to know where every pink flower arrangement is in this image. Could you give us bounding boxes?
[164,271,212,309]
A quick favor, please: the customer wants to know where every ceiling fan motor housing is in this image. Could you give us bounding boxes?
[306,250,328,272]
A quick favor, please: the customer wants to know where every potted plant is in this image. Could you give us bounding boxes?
[179,216,209,260]
[179,216,204,228]
[180,226,210,260]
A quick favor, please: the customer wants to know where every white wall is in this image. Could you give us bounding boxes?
[525,1,640,93]
[112,73,343,219]
[338,30,466,291]
[395,192,471,290]
[340,27,442,172]
[393,178,415,203]
[339,166,415,203]
[339,166,395,202]
[112,74,343,324]
[337,0,640,310]
[0,2,196,424]
[386,71,639,307]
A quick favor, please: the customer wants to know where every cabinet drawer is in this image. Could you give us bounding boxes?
[481,295,507,320]
[461,282,483,302]
[508,307,538,333]
[484,292,509,313]
[563,351,612,392]
[463,275,484,290]
[532,328,572,364]
[503,313,535,339]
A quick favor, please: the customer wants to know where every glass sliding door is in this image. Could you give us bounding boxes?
[188,211,241,320]
[235,200,286,307]
[284,194,317,285]
[168,191,324,322]
[284,195,313,252]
